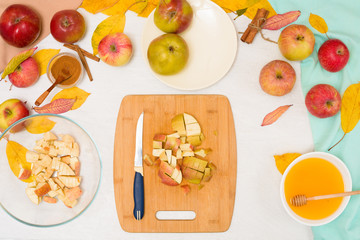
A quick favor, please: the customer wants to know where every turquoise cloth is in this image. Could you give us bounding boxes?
[267,0,360,239]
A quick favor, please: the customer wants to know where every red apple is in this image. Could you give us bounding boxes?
[8,57,39,88]
[318,39,350,72]
[98,33,133,66]
[259,60,296,96]
[305,84,341,118]
[0,99,29,132]
[154,0,193,34]
[50,10,85,43]
[278,24,315,61]
[0,4,41,48]
[158,161,179,186]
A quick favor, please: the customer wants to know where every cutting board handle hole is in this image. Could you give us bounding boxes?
[156,211,196,221]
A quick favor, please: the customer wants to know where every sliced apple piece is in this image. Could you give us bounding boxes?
[186,122,201,137]
[35,173,45,183]
[48,178,59,191]
[44,167,55,180]
[71,142,80,157]
[182,151,194,157]
[58,162,75,176]
[153,148,165,157]
[203,168,212,182]
[58,176,81,188]
[176,149,182,159]
[54,177,65,189]
[153,141,163,149]
[165,150,172,163]
[44,132,57,141]
[183,113,197,125]
[37,154,52,168]
[70,157,81,175]
[181,167,203,184]
[26,151,39,163]
[171,114,187,136]
[172,166,182,184]
[170,156,177,168]
[143,154,154,166]
[65,186,82,201]
[167,132,181,138]
[158,161,178,186]
[25,188,40,205]
[194,148,211,158]
[51,157,61,170]
[48,190,58,198]
[18,168,32,180]
[164,137,181,150]
[43,196,57,204]
[181,184,191,195]
[62,134,75,143]
[32,163,44,175]
[27,181,37,188]
[159,151,168,161]
[208,162,217,171]
[180,143,193,151]
[48,146,58,157]
[60,155,71,164]
[180,136,187,144]
[182,157,208,172]
[186,135,202,146]
[55,188,65,197]
[58,194,78,208]
[153,134,167,142]
[34,183,51,197]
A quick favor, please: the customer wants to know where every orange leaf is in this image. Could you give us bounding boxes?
[261,105,292,126]
[81,0,120,14]
[274,153,301,174]
[309,13,328,34]
[33,98,76,114]
[263,10,301,30]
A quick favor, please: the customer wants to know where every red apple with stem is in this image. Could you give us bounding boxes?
[259,60,296,96]
[98,33,133,66]
[305,84,341,118]
[318,39,350,72]
[0,99,29,132]
[8,57,39,88]
[154,0,193,34]
[0,4,41,48]
[278,24,315,61]
[50,10,85,43]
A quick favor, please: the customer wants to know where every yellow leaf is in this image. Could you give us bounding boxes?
[51,87,90,110]
[6,141,34,183]
[91,14,126,55]
[274,153,301,174]
[32,49,60,76]
[81,0,120,14]
[211,0,260,12]
[341,83,360,134]
[244,0,276,19]
[138,1,158,17]
[1,47,37,79]
[24,116,56,134]
[102,0,149,16]
[309,13,328,34]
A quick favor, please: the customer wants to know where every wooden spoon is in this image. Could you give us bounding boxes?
[291,190,360,207]
[35,75,71,106]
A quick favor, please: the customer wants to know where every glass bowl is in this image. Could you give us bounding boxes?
[0,114,101,227]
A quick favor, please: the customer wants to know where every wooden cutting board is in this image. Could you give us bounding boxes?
[114,95,237,232]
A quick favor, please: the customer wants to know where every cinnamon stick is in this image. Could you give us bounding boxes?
[241,8,269,44]
[74,44,93,82]
[63,44,100,62]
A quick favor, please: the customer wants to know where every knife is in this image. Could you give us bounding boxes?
[133,112,144,220]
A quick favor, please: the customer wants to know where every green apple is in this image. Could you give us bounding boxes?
[147,33,189,75]
[154,0,193,34]
[0,99,29,132]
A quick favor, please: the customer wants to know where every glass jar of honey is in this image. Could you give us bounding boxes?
[47,52,83,88]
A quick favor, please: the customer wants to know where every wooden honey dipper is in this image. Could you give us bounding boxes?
[291,190,360,207]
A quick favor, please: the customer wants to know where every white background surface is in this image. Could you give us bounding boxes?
[0,7,315,239]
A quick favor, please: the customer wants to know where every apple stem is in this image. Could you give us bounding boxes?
[328,133,346,151]
[325,33,330,40]
[125,0,147,14]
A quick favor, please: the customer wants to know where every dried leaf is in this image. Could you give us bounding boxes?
[91,14,126,55]
[32,49,60,76]
[243,0,276,19]
[234,8,247,20]
[102,0,149,16]
[137,1,158,17]
[52,87,90,110]
[261,105,292,126]
[309,13,328,34]
[81,0,120,14]
[274,153,301,174]
[212,0,261,13]
[329,83,360,150]
[6,141,34,183]
[34,98,76,114]
[25,116,56,134]
[263,10,301,30]
[1,47,37,79]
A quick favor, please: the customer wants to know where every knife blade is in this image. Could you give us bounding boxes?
[133,112,144,220]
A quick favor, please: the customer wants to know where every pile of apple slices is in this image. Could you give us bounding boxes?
[147,113,216,191]
[23,132,82,208]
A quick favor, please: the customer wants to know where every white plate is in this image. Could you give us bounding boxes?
[141,0,238,90]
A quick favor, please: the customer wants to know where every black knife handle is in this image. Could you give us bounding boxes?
[133,171,144,220]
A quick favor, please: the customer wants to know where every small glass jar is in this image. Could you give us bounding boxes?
[47,52,84,89]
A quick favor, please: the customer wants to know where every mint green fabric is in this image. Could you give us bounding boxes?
[267,0,360,239]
